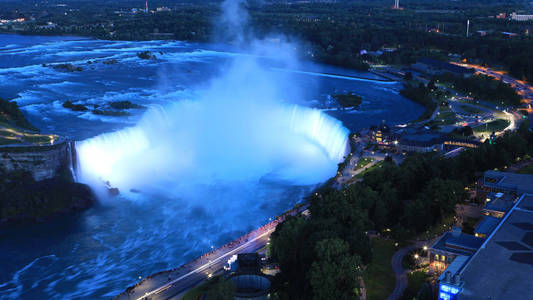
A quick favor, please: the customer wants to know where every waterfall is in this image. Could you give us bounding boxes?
[75,101,348,192]
[66,140,78,182]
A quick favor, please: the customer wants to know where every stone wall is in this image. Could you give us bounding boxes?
[0,141,75,181]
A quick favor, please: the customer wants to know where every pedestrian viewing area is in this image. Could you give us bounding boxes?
[230,273,271,300]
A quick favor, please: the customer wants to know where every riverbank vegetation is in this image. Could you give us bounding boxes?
[0,98,39,132]
[400,83,437,120]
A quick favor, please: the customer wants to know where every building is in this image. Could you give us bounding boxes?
[370,126,446,153]
[370,124,393,144]
[473,215,500,238]
[511,12,533,21]
[482,192,517,218]
[429,227,484,274]
[482,171,533,195]
[411,58,475,77]
[398,132,444,153]
[437,194,533,300]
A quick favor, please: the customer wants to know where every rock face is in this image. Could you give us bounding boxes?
[0,142,75,181]
[0,141,96,225]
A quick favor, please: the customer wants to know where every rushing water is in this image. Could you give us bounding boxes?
[0,34,424,300]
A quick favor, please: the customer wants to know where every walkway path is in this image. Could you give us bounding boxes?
[387,244,419,300]
[386,239,435,300]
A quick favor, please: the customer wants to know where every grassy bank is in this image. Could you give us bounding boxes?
[363,238,398,300]
[473,119,510,133]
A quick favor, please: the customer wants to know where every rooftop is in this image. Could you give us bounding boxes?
[474,215,500,236]
[459,194,533,300]
[400,132,443,147]
[483,193,516,213]
[431,228,485,256]
[484,171,533,194]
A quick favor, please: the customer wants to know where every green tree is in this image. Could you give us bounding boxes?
[205,277,235,300]
[308,238,363,300]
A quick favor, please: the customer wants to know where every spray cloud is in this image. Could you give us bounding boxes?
[76,0,349,194]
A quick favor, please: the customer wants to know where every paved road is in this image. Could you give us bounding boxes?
[120,229,274,300]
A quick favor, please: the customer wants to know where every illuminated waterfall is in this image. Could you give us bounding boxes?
[76,100,348,192]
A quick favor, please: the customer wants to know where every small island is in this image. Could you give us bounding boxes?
[332,92,363,108]
[137,51,156,60]
[51,63,83,72]
[62,100,145,117]
[108,101,145,110]
[63,100,89,111]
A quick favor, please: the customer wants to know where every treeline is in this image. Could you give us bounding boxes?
[436,73,522,106]
[399,81,437,120]
[0,98,38,131]
[4,2,533,75]
[270,121,533,299]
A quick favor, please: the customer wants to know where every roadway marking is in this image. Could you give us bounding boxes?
[136,228,275,300]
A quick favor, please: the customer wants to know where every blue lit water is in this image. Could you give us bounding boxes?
[0,34,423,299]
